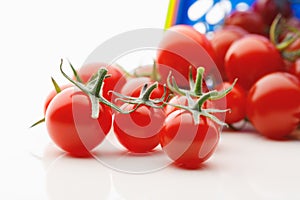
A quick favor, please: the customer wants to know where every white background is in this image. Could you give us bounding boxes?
[1,0,300,199]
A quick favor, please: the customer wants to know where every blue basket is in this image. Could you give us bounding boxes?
[165,0,300,33]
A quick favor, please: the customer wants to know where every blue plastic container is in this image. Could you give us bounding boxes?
[165,0,300,33]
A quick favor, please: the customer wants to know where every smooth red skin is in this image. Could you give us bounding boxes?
[252,0,292,26]
[246,72,300,140]
[225,34,285,91]
[43,84,72,115]
[224,10,267,36]
[289,59,300,79]
[113,104,166,153]
[76,63,127,100]
[159,110,220,169]
[157,25,217,88]
[45,88,112,157]
[210,26,248,81]
[215,82,247,124]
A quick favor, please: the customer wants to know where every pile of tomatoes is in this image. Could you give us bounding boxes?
[32,0,300,169]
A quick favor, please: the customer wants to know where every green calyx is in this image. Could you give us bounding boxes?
[112,82,168,109]
[167,66,236,126]
[270,14,300,61]
[30,77,62,128]
[59,59,136,119]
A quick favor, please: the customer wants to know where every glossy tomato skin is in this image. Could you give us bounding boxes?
[45,87,112,157]
[224,10,267,36]
[113,104,166,153]
[43,84,72,115]
[210,26,248,81]
[215,82,247,124]
[247,72,300,140]
[157,25,217,88]
[160,110,220,169]
[76,63,126,100]
[225,34,285,91]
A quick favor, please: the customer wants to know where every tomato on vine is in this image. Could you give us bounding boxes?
[45,87,112,157]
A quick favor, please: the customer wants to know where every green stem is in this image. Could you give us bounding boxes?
[30,118,45,128]
[150,60,161,82]
[193,67,204,96]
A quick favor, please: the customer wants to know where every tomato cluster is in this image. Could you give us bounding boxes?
[32,0,300,170]
[209,0,300,140]
[32,54,235,169]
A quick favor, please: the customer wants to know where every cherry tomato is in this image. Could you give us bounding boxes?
[159,110,220,169]
[210,26,248,81]
[215,82,247,124]
[225,34,285,91]
[157,25,217,88]
[224,10,267,36]
[43,84,71,115]
[45,87,112,157]
[252,0,292,26]
[113,104,166,153]
[76,62,126,100]
[246,72,300,140]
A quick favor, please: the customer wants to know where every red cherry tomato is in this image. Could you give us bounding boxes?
[215,82,247,124]
[159,110,220,169]
[210,26,248,81]
[225,34,285,91]
[157,25,217,88]
[43,84,71,115]
[76,62,126,100]
[224,10,267,36]
[252,0,292,26]
[246,72,300,140]
[113,104,166,153]
[45,87,112,157]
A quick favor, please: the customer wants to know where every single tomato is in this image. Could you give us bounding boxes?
[157,25,217,88]
[45,87,112,157]
[246,72,300,140]
[225,34,285,91]
[159,110,220,169]
[113,104,166,153]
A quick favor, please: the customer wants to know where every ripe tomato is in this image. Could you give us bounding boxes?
[224,10,267,36]
[45,87,112,157]
[210,26,248,81]
[156,25,217,88]
[225,34,285,91]
[43,84,71,115]
[252,0,292,26]
[215,82,247,124]
[76,62,126,100]
[246,72,300,140]
[159,110,220,169]
[113,104,166,153]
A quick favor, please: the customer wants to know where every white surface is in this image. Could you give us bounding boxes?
[1,1,300,199]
